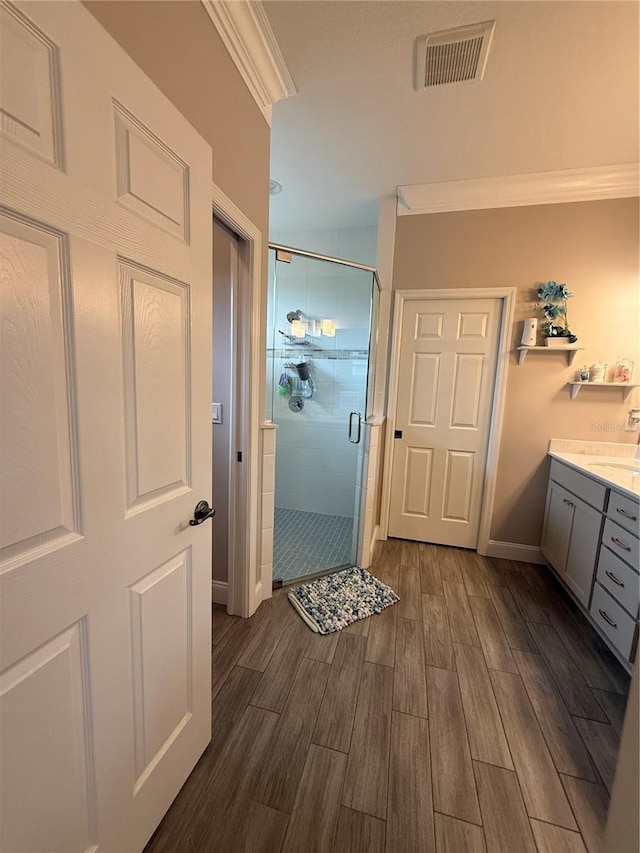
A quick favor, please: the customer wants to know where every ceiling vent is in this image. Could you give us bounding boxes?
[415,20,495,89]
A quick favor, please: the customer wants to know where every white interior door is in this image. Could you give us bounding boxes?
[0,3,212,851]
[388,296,502,547]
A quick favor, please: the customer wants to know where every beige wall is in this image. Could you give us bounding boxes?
[83,0,270,236]
[392,198,640,546]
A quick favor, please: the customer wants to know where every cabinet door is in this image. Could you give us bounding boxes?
[541,482,575,573]
[565,499,603,607]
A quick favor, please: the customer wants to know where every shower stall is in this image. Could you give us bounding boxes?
[266,243,379,585]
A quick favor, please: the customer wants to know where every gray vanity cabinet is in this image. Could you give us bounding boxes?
[541,461,605,608]
[541,457,639,669]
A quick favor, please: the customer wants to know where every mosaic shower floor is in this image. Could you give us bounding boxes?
[273,507,354,584]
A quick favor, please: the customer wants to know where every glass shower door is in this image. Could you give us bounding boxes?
[267,246,375,584]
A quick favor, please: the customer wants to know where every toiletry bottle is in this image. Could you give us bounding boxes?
[590,362,607,384]
[579,365,589,382]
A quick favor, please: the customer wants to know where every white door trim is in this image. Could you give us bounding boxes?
[212,183,264,616]
[380,287,516,555]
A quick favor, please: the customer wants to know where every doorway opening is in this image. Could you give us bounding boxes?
[211,217,238,607]
[211,185,265,618]
[266,244,379,585]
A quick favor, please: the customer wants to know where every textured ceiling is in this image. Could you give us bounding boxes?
[265,0,639,231]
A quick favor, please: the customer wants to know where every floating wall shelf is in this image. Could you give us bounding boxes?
[568,382,639,401]
[516,345,585,366]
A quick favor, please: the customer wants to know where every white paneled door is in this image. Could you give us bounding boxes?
[388,297,502,547]
[0,3,212,851]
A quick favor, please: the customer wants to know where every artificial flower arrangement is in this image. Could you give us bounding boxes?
[537,280,578,343]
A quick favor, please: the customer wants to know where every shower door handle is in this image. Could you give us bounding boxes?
[348,411,362,444]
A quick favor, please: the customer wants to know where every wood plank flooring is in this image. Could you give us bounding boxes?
[144,541,630,853]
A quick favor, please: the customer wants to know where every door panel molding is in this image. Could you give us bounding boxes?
[403,446,433,517]
[0,618,98,852]
[450,353,484,429]
[0,208,82,571]
[442,449,475,522]
[114,100,190,242]
[381,287,516,553]
[129,548,193,791]
[119,258,192,514]
[409,352,440,426]
[0,1,65,168]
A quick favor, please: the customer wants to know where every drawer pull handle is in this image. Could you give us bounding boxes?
[605,570,624,587]
[611,536,631,552]
[616,507,637,522]
[598,609,617,629]
[562,498,575,508]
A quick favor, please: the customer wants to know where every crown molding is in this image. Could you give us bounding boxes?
[397,163,640,216]
[201,0,296,125]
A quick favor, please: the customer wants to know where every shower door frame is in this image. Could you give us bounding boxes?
[268,242,381,580]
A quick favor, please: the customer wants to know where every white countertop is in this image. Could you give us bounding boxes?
[548,440,640,499]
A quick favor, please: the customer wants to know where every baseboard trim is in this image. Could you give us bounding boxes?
[485,540,546,564]
[211,580,228,606]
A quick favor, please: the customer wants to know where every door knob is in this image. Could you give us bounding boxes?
[189,500,215,526]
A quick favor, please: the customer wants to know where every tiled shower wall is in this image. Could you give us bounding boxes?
[273,416,361,516]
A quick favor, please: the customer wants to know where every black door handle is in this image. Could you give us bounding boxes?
[189,500,215,526]
[348,411,362,444]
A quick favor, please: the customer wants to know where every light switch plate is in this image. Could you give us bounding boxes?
[212,402,222,424]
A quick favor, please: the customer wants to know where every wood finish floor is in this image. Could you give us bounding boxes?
[144,541,631,853]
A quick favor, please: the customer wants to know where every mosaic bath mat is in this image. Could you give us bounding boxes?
[287,566,399,634]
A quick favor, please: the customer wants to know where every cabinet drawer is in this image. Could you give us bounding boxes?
[550,460,607,510]
[608,490,640,537]
[602,518,640,573]
[590,583,638,661]
[596,546,640,618]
